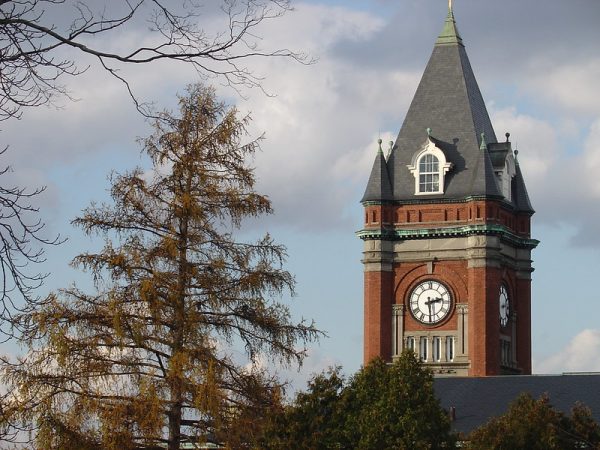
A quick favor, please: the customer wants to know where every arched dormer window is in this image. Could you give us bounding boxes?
[407,139,453,195]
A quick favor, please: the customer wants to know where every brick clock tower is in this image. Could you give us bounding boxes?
[358,5,538,377]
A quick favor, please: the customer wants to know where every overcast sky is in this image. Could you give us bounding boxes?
[2,0,600,389]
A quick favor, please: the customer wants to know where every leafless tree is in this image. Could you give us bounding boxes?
[0,147,63,339]
[0,0,307,120]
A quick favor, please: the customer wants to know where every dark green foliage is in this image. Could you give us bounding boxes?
[339,354,455,450]
[261,367,345,449]
[467,393,600,450]
[260,351,456,449]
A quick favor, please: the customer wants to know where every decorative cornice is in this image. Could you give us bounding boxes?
[356,224,539,249]
[393,304,405,313]
[361,194,517,209]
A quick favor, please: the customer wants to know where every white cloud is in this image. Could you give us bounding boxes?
[581,118,600,198]
[523,59,600,117]
[490,106,560,185]
[534,329,600,374]
[333,130,396,184]
[227,4,420,229]
[273,346,341,396]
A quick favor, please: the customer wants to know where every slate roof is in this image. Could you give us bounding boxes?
[434,374,600,435]
[361,8,534,213]
[388,7,500,201]
[361,140,393,202]
[512,156,535,213]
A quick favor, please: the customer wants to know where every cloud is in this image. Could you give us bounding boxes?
[490,106,560,185]
[273,346,342,396]
[534,329,600,374]
[226,4,421,230]
[523,59,600,117]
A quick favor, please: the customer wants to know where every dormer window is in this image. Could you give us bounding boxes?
[407,138,453,195]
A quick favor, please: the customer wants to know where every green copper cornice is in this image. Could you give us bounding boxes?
[362,195,511,208]
[356,224,539,249]
[436,7,463,46]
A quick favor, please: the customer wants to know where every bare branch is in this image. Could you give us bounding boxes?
[0,0,311,120]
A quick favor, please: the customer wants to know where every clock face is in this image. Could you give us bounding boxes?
[499,285,509,327]
[409,280,452,325]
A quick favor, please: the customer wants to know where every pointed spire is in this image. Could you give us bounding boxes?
[390,3,499,200]
[386,141,394,160]
[512,149,534,213]
[436,1,463,46]
[361,139,393,203]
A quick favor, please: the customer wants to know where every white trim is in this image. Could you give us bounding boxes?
[407,139,453,195]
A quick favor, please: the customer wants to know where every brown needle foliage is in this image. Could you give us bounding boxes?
[0,83,319,449]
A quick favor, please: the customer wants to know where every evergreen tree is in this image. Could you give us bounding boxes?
[1,84,318,450]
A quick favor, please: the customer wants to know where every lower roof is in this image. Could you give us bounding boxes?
[434,373,600,435]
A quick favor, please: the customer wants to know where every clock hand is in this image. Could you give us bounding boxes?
[429,297,442,315]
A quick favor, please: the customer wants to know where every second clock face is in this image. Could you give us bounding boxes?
[409,280,452,325]
[499,285,509,327]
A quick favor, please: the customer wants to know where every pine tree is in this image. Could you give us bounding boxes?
[1,84,318,449]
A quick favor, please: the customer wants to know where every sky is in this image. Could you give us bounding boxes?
[2,0,600,390]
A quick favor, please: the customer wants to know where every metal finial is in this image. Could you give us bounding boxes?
[377,138,383,153]
[480,132,487,150]
[426,127,432,137]
[449,0,453,11]
[505,132,510,143]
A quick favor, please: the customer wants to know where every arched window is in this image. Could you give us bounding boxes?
[419,154,440,193]
[407,138,453,195]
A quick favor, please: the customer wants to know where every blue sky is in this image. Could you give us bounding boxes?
[2,0,600,389]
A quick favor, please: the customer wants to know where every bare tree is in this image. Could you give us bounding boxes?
[1,84,319,449]
[0,147,63,339]
[0,0,307,120]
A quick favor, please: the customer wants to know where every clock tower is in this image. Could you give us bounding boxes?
[358,5,538,376]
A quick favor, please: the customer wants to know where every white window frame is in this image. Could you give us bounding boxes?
[419,337,428,362]
[432,336,442,362]
[446,336,455,362]
[407,139,453,195]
